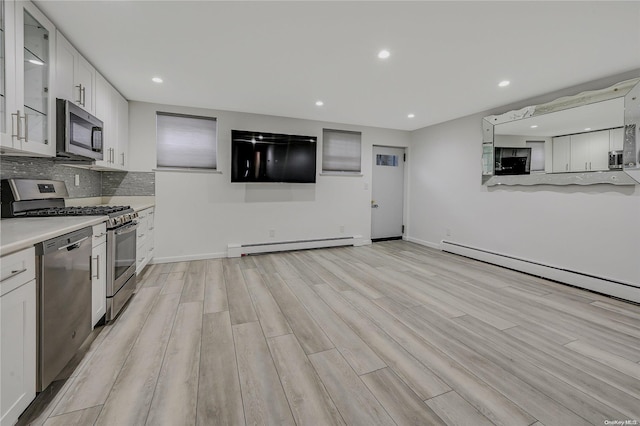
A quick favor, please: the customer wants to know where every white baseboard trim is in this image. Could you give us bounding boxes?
[228,235,364,257]
[441,240,640,304]
[405,236,441,250]
[152,252,227,264]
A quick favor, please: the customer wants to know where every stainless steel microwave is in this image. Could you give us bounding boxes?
[56,99,104,161]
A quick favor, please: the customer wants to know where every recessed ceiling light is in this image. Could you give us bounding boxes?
[152,77,163,83]
[530,125,538,128]
[378,49,390,59]
[315,100,324,106]
[584,127,591,131]
[407,113,415,118]
[498,80,510,87]
[28,59,44,66]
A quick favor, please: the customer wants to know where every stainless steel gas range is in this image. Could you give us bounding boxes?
[1,178,138,322]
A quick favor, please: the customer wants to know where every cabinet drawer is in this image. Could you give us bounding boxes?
[92,223,107,247]
[1,247,36,297]
[136,228,149,247]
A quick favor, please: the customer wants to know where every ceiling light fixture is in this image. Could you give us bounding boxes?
[28,59,44,66]
[315,100,324,106]
[498,80,510,87]
[530,125,538,128]
[152,77,163,83]
[407,113,415,118]
[584,127,592,131]
[378,49,390,59]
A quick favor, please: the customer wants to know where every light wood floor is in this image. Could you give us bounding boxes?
[18,241,640,426]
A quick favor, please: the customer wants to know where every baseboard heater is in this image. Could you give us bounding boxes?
[228,235,364,257]
[441,240,640,304]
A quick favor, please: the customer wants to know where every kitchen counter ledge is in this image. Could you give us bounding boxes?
[0,216,107,256]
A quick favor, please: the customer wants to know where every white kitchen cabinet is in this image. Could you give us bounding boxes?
[0,246,36,426]
[0,0,56,157]
[91,223,107,327]
[552,135,571,173]
[115,90,129,169]
[570,130,609,172]
[93,72,128,171]
[54,30,95,114]
[93,72,115,168]
[609,127,624,151]
[136,207,155,274]
[0,0,17,150]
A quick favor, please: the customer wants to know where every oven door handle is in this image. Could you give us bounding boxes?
[115,222,139,235]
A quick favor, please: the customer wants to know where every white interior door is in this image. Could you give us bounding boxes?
[371,146,405,240]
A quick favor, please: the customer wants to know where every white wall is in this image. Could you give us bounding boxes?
[407,110,640,287]
[128,101,410,261]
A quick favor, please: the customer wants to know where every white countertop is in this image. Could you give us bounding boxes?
[1,197,155,257]
[1,216,107,256]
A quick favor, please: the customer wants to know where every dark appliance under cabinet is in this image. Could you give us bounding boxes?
[36,227,93,392]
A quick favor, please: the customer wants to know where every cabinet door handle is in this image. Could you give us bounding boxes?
[0,268,28,282]
[589,162,592,170]
[23,113,28,142]
[96,255,100,279]
[121,152,125,166]
[111,148,115,163]
[11,111,20,139]
[81,86,86,107]
[76,84,83,104]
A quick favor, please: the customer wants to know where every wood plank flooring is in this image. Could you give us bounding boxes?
[18,241,640,426]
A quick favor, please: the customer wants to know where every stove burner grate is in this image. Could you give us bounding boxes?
[24,205,132,217]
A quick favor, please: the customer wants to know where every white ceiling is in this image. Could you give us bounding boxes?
[34,1,640,131]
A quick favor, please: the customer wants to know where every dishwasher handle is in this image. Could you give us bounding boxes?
[57,236,90,251]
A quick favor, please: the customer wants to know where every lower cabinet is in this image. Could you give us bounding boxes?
[0,247,36,426]
[136,207,155,274]
[91,223,107,327]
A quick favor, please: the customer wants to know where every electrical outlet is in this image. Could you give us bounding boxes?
[446,228,451,237]
[339,225,345,234]
[74,174,80,186]
[269,229,275,238]
[364,183,369,190]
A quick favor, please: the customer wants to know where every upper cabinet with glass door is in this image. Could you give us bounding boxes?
[0,0,16,151]
[0,0,55,157]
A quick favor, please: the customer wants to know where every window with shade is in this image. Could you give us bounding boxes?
[156,112,217,170]
[322,129,362,173]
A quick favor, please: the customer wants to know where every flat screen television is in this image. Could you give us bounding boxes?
[231,130,317,183]
[494,147,532,175]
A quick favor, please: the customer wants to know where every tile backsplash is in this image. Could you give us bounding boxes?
[0,156,154,198]
[102,171,155,196]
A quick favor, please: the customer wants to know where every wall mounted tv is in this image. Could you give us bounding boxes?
[495,147,532,175]
[231,130,317,183]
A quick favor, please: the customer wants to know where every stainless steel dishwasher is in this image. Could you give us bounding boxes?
[35,226,93,391]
